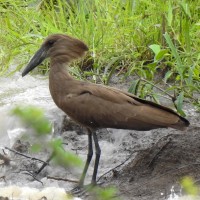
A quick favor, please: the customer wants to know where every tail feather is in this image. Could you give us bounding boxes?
[128,94,190,131]
[170,116,190,131]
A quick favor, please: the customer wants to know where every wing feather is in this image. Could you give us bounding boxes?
[59,84,188,131]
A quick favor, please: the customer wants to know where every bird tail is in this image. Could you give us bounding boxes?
[169,115,190,131]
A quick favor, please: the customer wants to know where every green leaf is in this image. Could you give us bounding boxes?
[147,62,157,69]
[164,71,173,83]
[149,44,160,56]
[104,56,122,85]
[155,49,168,61]
[180,1,191,18]
[187,66,194,85]
[151,93,160,104]
[167,1,173,26]
[175,92,186,116]
[164,32,184,76]
[128,79,140,95]
[50,139,83,167]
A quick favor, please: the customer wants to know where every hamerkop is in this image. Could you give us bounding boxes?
[22,34,189,188]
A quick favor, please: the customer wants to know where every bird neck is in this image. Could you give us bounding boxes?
[49,61,73,80]
[49,61,74,107]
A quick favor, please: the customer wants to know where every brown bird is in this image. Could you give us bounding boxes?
[22,34,189,189]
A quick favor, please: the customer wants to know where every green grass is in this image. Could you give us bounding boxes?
[0,0,199,112]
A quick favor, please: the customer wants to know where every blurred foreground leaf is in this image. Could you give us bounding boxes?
[94,187,119,200]
[181,176,198,196]
[30,143,42,153]
[50,139,82,167]
[12,106,52,135]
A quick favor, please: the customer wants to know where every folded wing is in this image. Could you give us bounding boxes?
[60,83,189,131]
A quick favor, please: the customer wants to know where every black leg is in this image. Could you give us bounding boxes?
[78,130,93,186]
[70,130,100,195]
[91,131,101,185]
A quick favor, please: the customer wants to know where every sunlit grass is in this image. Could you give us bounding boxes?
[0,0,199,110]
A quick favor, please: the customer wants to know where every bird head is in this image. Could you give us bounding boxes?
[22,34,88,77]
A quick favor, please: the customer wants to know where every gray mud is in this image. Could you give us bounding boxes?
[0,73,199,200]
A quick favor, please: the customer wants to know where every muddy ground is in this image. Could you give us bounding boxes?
[0,75,199,200]
[1,106,199,200]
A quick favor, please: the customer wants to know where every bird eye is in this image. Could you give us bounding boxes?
[47,40,55,46]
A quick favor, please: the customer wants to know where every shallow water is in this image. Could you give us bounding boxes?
[0,186,82,200]
[0,73,71,198]
[0,73,198,199]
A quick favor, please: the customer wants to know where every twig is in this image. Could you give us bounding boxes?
[4,147,47,164]
[147,92,172,101]
[134,72,176,100]
[36,152,55,175]
[0,176,6,182]
[47,176,79,183]
[2,149,7,155]
[140,78,175,100]
[22,171,43,185]
[148,136,172,168]
[97,134,173,182]
[71,145,88,152]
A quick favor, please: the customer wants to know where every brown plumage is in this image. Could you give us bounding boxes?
[22,34,189,188]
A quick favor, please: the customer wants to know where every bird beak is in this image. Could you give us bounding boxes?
[22,46,47,77]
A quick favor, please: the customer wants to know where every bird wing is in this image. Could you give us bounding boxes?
[60,83,188,131]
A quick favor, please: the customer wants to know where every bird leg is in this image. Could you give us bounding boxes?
[71,130,101,195]
[91,131,101,185]
[78,131,93,186]
[70,131,93,194]
[78,130,101,186]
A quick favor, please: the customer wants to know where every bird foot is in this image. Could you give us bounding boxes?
[70,183,96,196]
[70,185,85,196]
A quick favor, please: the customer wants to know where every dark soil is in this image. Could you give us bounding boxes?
[55,112,200,200]
[107,126,200,200]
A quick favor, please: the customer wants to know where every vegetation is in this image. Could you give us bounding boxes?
[12,105,118,200]
[0,0,199,113]
[181,176,199,197]
[12,106,83,167]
